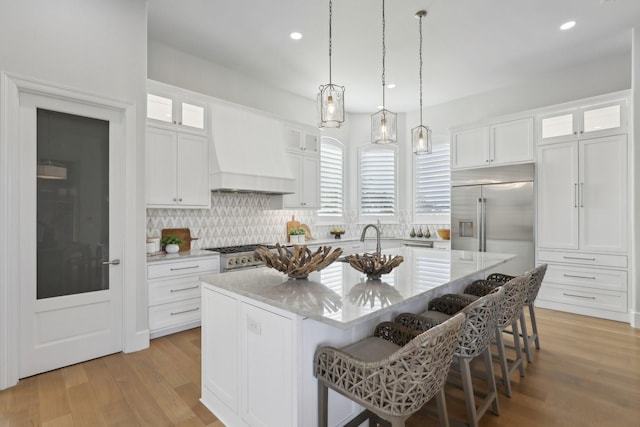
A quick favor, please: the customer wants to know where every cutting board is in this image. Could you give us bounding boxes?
[161,228,198,252]
[300,224,313,240]
[286,215,300,242]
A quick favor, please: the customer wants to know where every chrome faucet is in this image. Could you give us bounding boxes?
[360,224,382,254]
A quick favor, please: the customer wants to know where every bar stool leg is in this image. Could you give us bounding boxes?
[483,346,500,416]
[459,357,480,427]
[529,304,541,349]
[494,327,512,398]
[318,381,328,427]
[520,310,533,363]
[512,320,526,377]
[435,387,450,427]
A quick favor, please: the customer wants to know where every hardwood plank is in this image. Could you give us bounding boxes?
[1,308,639,426]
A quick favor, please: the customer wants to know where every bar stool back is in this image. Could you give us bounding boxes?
[314,313,466,427]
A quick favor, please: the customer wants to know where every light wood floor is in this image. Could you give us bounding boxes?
[1,308,639,426]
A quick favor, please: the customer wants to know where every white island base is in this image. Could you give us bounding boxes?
[200,248,513,427]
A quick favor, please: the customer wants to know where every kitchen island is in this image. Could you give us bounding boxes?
[199,247,513,427]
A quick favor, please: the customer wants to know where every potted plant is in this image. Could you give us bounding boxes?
[289,228,306,244]
[162,236,184,253]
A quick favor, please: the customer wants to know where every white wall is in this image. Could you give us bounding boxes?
[633,28,639,327]
[148,40,317,127]
[0,0,148,389]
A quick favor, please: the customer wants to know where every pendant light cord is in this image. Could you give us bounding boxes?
[419,13,423,126]
[328,0,333,85]
[381,0,386,109]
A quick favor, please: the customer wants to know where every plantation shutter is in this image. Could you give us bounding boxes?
[359,147,396,216]
[415,144,451,214]
[319,141,343,216]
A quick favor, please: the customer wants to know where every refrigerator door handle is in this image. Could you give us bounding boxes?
[477,198,487,252]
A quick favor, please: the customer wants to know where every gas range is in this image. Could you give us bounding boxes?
[205,244,276,272]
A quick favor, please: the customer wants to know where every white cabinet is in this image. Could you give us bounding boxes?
[536,132,629,322]
[365,239,401,252]
[285,125,319,153]
[283,153,320,208]
[451,117,533,169]
[146,126,210,208]
[146,84,208,135]
[147,255,219,338]
[201,286,296,427]
[537,99,627,144]
[283,125,320,209]
[537,135,627,253]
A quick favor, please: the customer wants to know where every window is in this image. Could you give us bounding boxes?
[415,142,450,216]
[319,138,344,217]
[359,145,397,218]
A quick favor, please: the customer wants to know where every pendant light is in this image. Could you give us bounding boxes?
[371,0,396,144]
[317,0,345,128]
[37,110,67,180]
[412,10,432,154]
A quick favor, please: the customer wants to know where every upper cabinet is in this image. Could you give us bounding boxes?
[283,124,320,209]
[285,126,319,153]
[146,80,208,135]
[537,99,627,145]
[451,117,533,170]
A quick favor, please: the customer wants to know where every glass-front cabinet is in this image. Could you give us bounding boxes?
[537,99,627,144]
[146,81,208,134]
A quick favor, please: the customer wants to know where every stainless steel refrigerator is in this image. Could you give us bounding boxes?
[451,164,534,276]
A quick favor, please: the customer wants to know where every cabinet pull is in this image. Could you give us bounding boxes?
[170,265,200,271]
[170,307,200,316]
[563,274,596,280]
[563,293,595,300]
[563,256,596,261]
[580,183,584,208]
[574,183,578,208]
[170,285,199,293]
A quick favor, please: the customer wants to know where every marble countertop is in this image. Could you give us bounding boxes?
[200,247,513,329]
[146,249,219,264]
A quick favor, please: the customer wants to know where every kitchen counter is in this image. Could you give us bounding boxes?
[200,247,510,329]
[146,249,219,264]
[200,247,513,427]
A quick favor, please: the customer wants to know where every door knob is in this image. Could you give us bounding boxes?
[102,259,121,266]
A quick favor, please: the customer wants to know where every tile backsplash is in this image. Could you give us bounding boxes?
[147,192,449,248]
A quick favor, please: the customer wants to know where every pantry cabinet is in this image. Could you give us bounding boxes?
[536,121,629,322]
[451,117,533,169]
[146,126,210,208]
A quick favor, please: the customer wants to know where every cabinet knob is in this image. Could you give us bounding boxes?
[173,197,177,201]
[179,198,183,202]
[485,159,489,163]
[179,121,182,125]
[573,131,578,135]
[580,130,584,134]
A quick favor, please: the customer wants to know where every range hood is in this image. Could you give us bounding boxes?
[209,101,296,195]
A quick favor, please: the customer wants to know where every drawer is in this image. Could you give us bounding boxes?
[149,297,201,331]
[148,257,219,279]
[544,265,627,292]
[537,283,627,313]
[537,250,627,268]
[149,276,201,306]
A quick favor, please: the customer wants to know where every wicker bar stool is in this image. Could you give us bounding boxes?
[484,264,548,363]
[396,287,504,427]
[314,313,466,427]
[466,274,528,397]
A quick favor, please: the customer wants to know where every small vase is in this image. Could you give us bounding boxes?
[165,244,179,254]
[417,227,423,238]
[409,228,416,238]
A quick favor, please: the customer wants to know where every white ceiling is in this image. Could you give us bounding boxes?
[148,0,640,113]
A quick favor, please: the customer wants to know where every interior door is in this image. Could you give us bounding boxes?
[19,92,124,378]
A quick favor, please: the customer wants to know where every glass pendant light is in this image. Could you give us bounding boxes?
[412,10,432,154]
[317,0,345,128]
[371,0,397,144]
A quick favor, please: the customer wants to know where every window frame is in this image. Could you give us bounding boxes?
[413,136,451,224]
[357,144,399,223]
[317,136,345,223]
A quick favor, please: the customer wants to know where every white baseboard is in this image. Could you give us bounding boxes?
[631,311,640,329]
[124,329,150,353]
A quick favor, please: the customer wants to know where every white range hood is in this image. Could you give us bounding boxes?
[209,101,296,195]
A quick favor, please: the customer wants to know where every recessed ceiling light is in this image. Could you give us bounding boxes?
[560,21,576,31]
[387,83,396,89]
[289,32,302,40]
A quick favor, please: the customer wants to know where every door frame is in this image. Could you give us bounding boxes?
[0,73,146,389]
